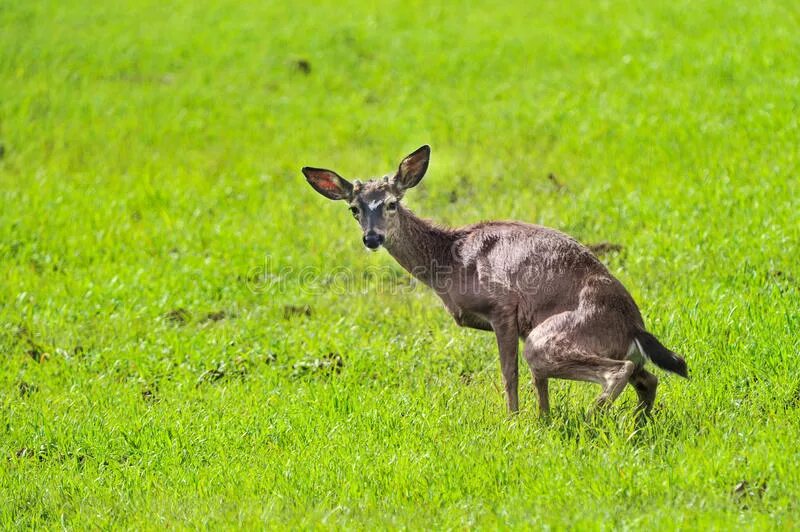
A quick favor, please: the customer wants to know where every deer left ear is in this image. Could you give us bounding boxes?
[391,145,430,196]
[302,167,354,201]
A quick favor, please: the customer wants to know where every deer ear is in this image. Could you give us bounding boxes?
[302,167,353,201]
[392,145,430,196]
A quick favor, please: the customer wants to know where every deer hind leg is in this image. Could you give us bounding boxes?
[541,349,634,409]
[533,375,550,417]
[524,313,635,412]
[592,358,636,408]
[629,367,658,415]
[492,317,520,414]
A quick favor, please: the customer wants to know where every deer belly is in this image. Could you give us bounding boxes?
[446,288,496,320]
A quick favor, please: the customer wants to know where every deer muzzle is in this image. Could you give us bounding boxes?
[363,232,385,250]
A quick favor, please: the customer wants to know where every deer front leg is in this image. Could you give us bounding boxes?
[493,318,520,413]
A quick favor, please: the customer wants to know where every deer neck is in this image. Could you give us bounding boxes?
[384,204,458,287]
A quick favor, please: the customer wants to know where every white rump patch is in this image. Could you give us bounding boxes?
[626,339,647,366]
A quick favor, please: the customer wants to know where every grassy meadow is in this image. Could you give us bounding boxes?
[2,0,800,528]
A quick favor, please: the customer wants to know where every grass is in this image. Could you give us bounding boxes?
[2,0,799,528]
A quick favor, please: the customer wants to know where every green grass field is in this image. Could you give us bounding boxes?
[2,0,799,528]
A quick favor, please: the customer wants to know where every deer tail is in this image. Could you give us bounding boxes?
[631,330,688,378]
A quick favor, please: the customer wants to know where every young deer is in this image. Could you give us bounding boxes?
[302,145,687,415]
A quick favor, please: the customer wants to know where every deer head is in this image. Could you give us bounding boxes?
[302,145,430,250]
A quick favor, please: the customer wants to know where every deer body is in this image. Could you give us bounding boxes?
[303,146,687,415]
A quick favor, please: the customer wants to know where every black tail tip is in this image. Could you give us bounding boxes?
[658,352,689,379]
[674,358,689,379]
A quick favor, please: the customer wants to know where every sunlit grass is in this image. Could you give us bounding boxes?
[1,0,799,528]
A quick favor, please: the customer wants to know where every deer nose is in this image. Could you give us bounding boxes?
[363,232,384,249]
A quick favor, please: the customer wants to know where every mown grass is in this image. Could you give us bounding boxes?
[1,0,799,528]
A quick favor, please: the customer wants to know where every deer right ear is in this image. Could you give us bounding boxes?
[302,167,354,201]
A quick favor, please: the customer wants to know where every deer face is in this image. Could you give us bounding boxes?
[347,180,399,249]
[302,145,430,251]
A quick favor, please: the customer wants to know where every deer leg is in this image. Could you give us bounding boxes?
[629,367,658,415]
[492,319,520,413]
[522,339,551,416]
[525,311,636,411]
[523,324,552,416]
[525,340,634,410]
[594,358,636,408]
[521,359,550,416]
[548,353,635,409]
[533,375,550,416]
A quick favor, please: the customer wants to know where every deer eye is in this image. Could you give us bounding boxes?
[349,206,360,218]
[386,201,397,212]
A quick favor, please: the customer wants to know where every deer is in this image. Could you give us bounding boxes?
[302,145,688,416]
